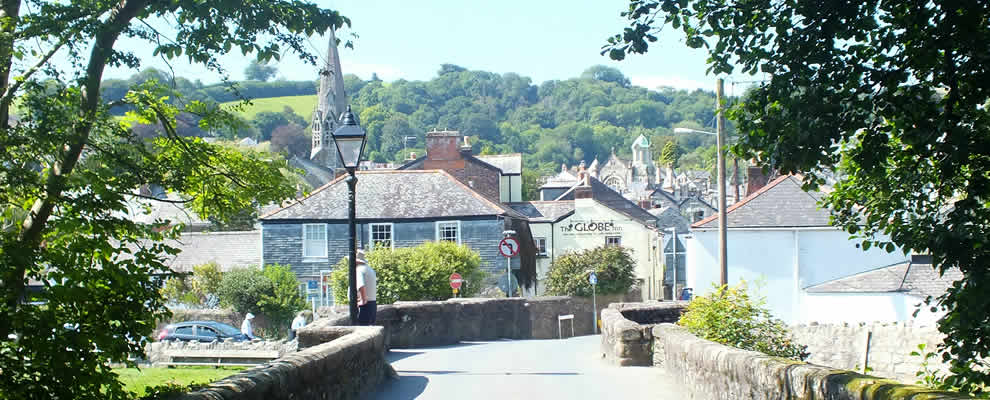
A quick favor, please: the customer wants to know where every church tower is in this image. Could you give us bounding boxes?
[311,28,348,172]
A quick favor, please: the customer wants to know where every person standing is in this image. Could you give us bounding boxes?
[355,250,377,325]
[289,311,307,340]
[241,312,255,339]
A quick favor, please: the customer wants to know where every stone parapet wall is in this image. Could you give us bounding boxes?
[790,322,947,384]
[599,302,687,366]
[651,323,971,400]
[319,294,638,348]
[175,326,393,400]
[146,338,298,365]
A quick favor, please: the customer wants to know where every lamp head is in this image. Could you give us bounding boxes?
[332,105,367,169]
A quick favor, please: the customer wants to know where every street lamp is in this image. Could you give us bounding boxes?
[332,105,367,324]
[671,78,727,287]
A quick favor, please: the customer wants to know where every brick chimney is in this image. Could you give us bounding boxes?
[425,130,462,161]
[747,165,772,194]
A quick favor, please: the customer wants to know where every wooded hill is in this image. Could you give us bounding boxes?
[103,64,730,177]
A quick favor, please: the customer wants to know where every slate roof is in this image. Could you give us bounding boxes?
[260,170,524,221]
[557,176,658,227]
[540,168,580,189]
[805,257,962,299]
[650,206,691,233]
[508,201,575,222]
[289,155,336,189]
[692,175,830,229]
[476,154,522,175]
[124,193,210,231]
[161,231,261,273]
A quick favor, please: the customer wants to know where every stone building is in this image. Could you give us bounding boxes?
[259,169,535,294]
[589,134,659,195]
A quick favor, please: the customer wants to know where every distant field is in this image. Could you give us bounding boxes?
[115,366,245,397]
[221,95,316,121]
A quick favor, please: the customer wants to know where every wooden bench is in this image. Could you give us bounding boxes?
[162,350,280,367]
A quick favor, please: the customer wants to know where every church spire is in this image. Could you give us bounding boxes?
[311,27,348,171]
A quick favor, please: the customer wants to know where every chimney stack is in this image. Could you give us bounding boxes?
[460,135,472,156]
[574,167,593,199]
[425,130,462,162]
[747,165,772,194]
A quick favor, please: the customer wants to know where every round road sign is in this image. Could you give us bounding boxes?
[450,273,463,290]
[498,237,520,257]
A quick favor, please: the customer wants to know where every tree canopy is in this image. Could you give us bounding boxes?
[607,0,990,393]
[0,1,346,398]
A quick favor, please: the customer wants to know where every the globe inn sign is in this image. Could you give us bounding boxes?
[560,219,623,236]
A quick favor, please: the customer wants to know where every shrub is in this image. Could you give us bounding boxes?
[258,264,306,333]
[217,267,272,313]
[677,281,808,360]
[331,241,486,304]
[544,245,636,296]
[159,262,224,308]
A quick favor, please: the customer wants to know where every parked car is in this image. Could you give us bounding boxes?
[157,321,248,342]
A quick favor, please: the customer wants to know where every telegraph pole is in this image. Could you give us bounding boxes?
[716,78,728,287]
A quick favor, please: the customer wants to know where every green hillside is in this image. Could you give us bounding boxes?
[222,95,316,121]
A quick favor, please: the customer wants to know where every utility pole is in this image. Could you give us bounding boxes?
[716,78,728,287]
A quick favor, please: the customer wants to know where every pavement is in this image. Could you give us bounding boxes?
[363,334,687,400]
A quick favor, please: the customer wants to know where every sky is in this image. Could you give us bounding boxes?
[103,0,761,94]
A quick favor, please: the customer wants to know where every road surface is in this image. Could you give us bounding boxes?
[364,334,687,399]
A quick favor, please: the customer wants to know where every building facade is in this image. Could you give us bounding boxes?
[685,175,910,323]
[513,173,662,299]
[259,170,534,293]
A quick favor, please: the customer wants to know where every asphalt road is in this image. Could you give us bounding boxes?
[364,334,687,400]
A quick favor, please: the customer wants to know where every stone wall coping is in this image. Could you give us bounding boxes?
[652,323,973,400]
[176,326,389,400]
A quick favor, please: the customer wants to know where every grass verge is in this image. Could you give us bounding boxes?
[115,366,246,397]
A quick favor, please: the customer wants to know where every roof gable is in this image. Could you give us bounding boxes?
[692,175,830,229]
[261,170,521,221]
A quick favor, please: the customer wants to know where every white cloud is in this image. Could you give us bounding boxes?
[629,75,710,91]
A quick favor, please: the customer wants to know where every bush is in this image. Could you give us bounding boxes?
[331,241,486,304]
[258,264,306,333]
[544,245,636,296]
[217,267,272,313]
[160,262,224,308]
[677,281,808,360]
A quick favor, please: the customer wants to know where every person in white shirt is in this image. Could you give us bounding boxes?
[355,250,377,325]
[241,312,255,339]
[289,311,307,340]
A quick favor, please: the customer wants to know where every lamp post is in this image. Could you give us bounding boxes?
[672,78,727,287]
[332,105,367,324]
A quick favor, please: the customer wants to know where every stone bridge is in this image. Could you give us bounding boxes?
[172,297,973,400]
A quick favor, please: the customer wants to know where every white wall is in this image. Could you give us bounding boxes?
[686,228,909,323]
[530,199,661,299]
[801,293,943,325]
[510,175,522,202]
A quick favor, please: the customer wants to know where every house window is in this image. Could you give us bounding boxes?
[370,223,393,249]
[605,236,622,247]
[436,221,461,244]
[303,224,327,258]
[534,237,548,256]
